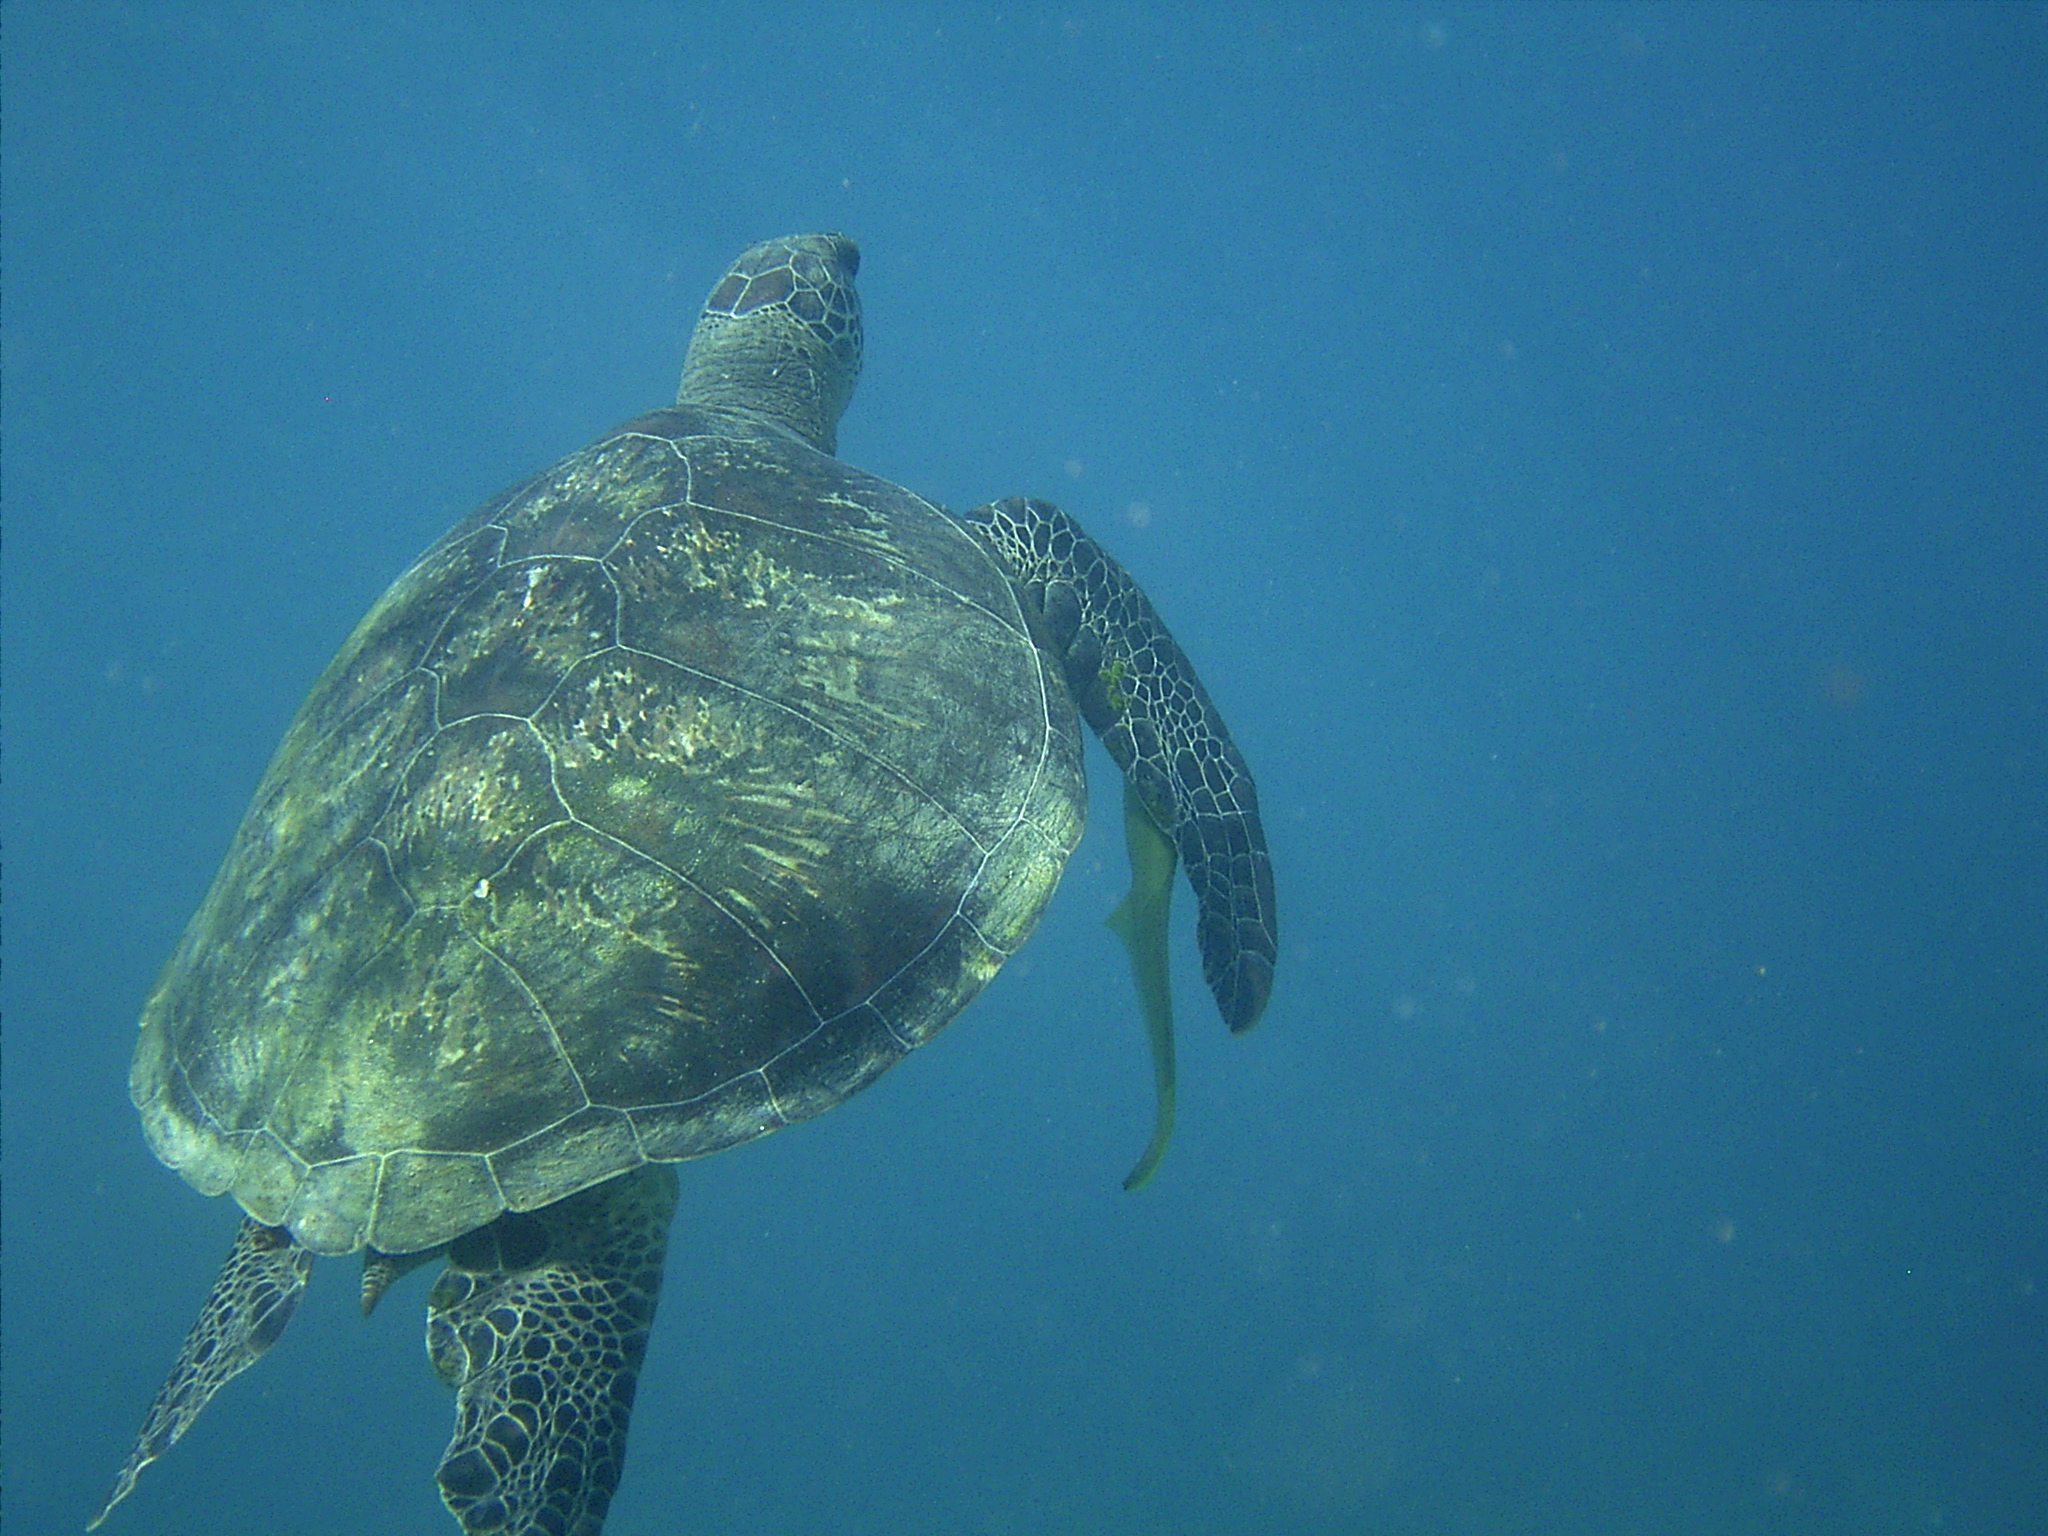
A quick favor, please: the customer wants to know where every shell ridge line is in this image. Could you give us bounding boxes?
[318,836,418,991]
[944,515,1068,913]
[405,520,511,732]
[546,815,829,1026]
[239,834,417,1168]
[286,665,427,793]
[840,837,1025,1034]
[167,1056,277,1197]
[480,1108,653,1192]
[846,544,1075,1002]
[361,714,577,922]
[258,523,506,816]
[617,1068,798,1118]
[459,923,595,1112]
[612,429,694,461]
[864,1000,917,1054]
[682,490,1032,639]
[928,503,1068,848]
[603,426,694,543]
[471,815,579,892]
[280,1148,375,1251]
[750,1067,792,1129]
[406,519,517,662]
[387,716,581,872]
[311,675,444,860]
[608,643,996,856]
[749,996,877,1080]
[429,562,627,729]
[361,1148,509,1251]
[601,499,690,564]
[229,835,407,1239]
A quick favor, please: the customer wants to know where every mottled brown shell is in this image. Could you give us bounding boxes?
[132,406,1085,1256]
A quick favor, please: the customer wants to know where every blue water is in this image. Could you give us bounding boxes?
[5,6,2043,1533]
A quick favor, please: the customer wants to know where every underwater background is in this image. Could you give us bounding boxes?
[4,5,2042,1533]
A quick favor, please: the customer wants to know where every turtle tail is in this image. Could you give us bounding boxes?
[961,497,1277,1034]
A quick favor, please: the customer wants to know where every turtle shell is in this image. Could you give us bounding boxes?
[131,406,1085,1256]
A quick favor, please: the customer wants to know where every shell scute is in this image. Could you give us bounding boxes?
[133,419,1084,1256]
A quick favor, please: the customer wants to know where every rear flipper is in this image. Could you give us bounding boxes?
[90,1218,313,1530]
[962,496,1277,1033]
[426,1164,679,1536]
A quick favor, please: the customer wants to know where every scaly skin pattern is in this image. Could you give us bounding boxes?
[677,232,862,456]
[428,1165,679,1536]
[961,496,1277,1033]
[91,1219,313,1529]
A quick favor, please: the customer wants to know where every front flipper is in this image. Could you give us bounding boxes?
[426,1164,679,1536]
[963,497,1278,1033]
[90,1218,313,1530]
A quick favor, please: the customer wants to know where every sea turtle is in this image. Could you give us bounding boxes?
[93,233,1276,1535]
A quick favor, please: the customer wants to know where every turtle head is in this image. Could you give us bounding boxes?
[677,233,863,455]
